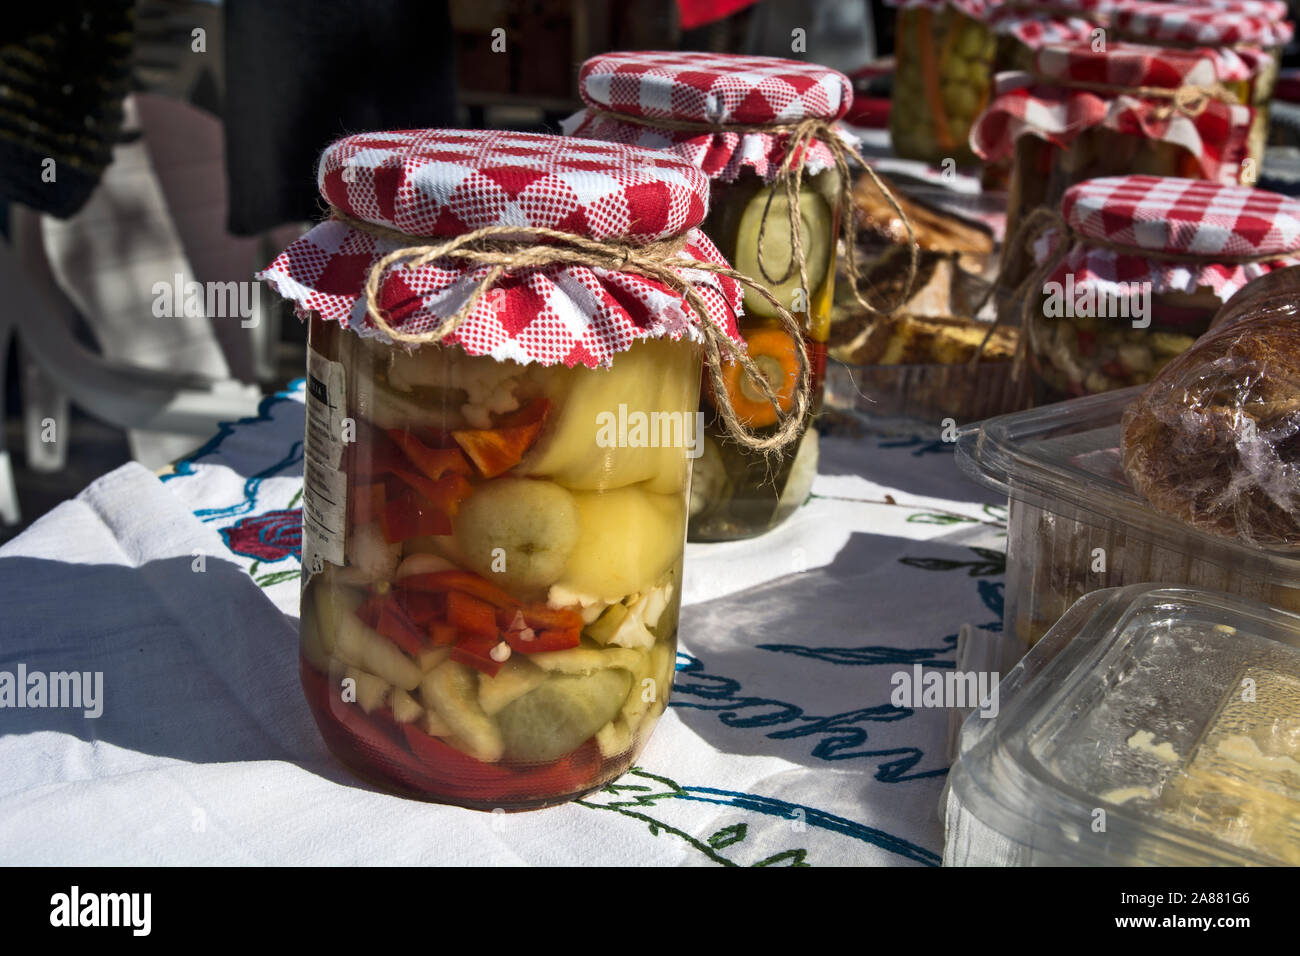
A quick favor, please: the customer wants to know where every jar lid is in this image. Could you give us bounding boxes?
[1064,175,1300,257]
[564,51,852,183]
[971,42,1253,184]
[999,0,1124,13]
[1115,1,1294,48]
[320,127,708,245]
[258,128,744,366]
[885,0,996,17]
[1033,176,1300,302]
[989,11,1097,46]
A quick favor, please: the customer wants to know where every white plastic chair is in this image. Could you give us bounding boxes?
[0,92,268,525]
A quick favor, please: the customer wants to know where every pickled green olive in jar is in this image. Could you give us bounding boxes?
[687,169,840,541]
[301,318,699,809]
[891,4,996,165]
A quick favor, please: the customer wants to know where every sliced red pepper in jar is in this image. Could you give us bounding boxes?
[517,602,584,632]
[446,590,501,639]
[389,469,473,518]
[380,486,453,542]
[402,570,521,610]
[356,593,430,656]
[386,430,473,482]
[506,627,580,653]
[450,632,506,677]
[350,425,408,480]
[430,622,459,646]
[451,397,551,478]
[395,590,444,627]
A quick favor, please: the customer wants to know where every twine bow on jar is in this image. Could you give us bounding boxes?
[582,109,922,319]
[328,209,812,459]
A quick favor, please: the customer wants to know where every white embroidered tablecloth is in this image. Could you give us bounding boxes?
[0,381,1007,866]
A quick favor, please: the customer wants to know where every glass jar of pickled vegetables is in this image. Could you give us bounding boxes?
[259,129,776,809]
[988,0,1117,75]
[889,0,998,165]
[567,51,905,541]
[972,41,1256,290]
[1017,175,1300,399]
[1113,1,1295,172]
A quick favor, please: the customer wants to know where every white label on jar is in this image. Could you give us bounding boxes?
[303,349,347,571]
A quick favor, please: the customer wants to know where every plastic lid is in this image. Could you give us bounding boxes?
[955,388,1300,576]
[948,584,1300,866]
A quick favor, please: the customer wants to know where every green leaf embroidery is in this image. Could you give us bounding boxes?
[708,824,747,849]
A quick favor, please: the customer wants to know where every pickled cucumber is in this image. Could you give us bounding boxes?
[497,668,632,763]
[733,187,833,320]
[421,660,505,762]
[478,656,548,716]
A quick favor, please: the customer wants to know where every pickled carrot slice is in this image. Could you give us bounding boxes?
[715,327,800,428]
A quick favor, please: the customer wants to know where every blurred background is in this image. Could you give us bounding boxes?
[4,0,1299,543]
[0,0,904,543]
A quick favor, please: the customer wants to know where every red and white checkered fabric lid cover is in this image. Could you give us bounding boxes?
[990,11,1098,47]
[257,129,744,367]
[1116,2,1294,48]
[970,42,1253,183]
[1035,175,1300,299]
[564,51,852,184]
[885,0,996,14]
[999,0,1123,13]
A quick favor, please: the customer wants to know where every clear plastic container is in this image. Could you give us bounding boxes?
[956,387,1300,649]
[688,170,839,541]
[946,584,1300,866]
[300,316,696,809]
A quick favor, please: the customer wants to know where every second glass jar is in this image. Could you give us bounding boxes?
[688,168,840,541]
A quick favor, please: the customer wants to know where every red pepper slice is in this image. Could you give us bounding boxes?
[389,469,473,518]
[396,590,444,627]
[507,627,580,653]
[451,397,551,478]
[401,570,520,610]
[430,622,459,646]
[387,430,473,482]
[518,602,584,632]
[447,590,501,639]
[380,486,453,542]
[450,632,505,677]
[357,593,431,656]
[350,426,407,480]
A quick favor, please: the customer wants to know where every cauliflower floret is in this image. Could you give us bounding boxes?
[449,361,526,429]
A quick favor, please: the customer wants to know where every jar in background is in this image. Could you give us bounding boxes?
[1019,175,1300,399]
[971,41,1256,289]
[889,0,998,166]
[260,128,753,809]
[1113,1,1295,171]
[566,51,889,541]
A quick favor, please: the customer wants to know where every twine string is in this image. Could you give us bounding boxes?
[328,210,811,457]
[582,108,920,318]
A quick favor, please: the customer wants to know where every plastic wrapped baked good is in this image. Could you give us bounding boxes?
[1122,270,1300,549]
